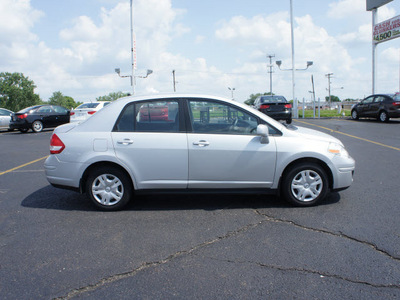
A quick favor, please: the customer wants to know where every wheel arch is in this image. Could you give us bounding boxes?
[278,157,333,193]
[79,161,135,194]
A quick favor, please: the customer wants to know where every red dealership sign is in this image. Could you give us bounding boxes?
[373,14,400,44]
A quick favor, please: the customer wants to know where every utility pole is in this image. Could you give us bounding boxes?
[326,73,333,108]
[266,54,275,94]
[172,70,176,92]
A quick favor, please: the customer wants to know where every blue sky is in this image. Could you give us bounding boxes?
[1,0,400,103]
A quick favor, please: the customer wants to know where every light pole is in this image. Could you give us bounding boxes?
[276,60,313,118]
[130,0,136,94]
[228,87,235,100]
[115,68,153,90]
[325,73,333,108]
[266,54,275,94]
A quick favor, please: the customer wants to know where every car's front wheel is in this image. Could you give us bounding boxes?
[32,120,43,133]
[351,109,359,120]
[86,166,132,211]
[281,162,329,207]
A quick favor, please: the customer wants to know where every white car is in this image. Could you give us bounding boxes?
[70,101,110,123]
[0,108,14,130]
[45,94,355,211]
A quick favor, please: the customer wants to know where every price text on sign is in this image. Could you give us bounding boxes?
[373,14,400,44]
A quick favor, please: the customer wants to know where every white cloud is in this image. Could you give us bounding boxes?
[0,0,43,43]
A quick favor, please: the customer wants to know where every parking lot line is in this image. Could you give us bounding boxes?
[0,155,49,176]
[295,119,400,152]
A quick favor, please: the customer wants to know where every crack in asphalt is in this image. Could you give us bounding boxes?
[56,209,400,299]
[254,209,400,262]
[54,219,268,299]
[204,256,400,289]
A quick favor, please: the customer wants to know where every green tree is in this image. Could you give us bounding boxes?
[96,91,129,102]
[244,92,274,106]
[0,72,41,111]
[325,95,340,102]
[48,91,81,109]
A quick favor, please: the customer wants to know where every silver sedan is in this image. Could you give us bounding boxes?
[0,108,13,130]
[44,94,355,210]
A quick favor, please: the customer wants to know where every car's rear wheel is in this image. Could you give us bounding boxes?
[32,120,43,133]
[281,162,328,207]
[378,110,389,122]
[286,117,292,124]
[86,166,132,211]
[351,109,359,120]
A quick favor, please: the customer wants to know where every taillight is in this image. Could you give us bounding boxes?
[87,111,96,115]
[17,113,28,119]
[70,111,75,116]
[393,102,400,107]
[260,104,270,109]
[284,104,292,109]
[50,134,65,154]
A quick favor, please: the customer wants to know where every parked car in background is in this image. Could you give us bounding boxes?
[351,94,400,122]
[0,108,14,131]
[70,101,110,123]
[45,94,355,211]
[253,95,292,124]
[9,105,70,133]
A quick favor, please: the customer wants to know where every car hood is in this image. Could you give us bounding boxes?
[293,126,343,145]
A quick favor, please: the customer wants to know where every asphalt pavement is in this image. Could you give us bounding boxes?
[0,119,399,299]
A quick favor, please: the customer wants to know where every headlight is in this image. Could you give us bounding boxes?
[328,142,349,157]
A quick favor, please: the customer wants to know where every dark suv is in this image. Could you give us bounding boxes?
[253,95,292,124]
[351,94,400,122]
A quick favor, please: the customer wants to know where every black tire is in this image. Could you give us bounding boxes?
[281,162,329,207]
[378,110,389,122]
[32,120,43,133]
[351,109,359,120]
[86,166,132,211]
[286,117,292,124]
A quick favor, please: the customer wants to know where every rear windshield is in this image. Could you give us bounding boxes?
[17,106,41,113]
[76,103,100,109]
[260,96,287,103]
[393,94,400,101]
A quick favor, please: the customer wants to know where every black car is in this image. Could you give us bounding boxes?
[10,105,70,133]
[351,94,400,122]
[253,95,292,124]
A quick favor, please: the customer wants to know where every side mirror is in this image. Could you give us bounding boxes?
[257,124,269,144]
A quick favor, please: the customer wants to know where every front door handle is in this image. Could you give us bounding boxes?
[117,139,134,145]
[193,140,209,147]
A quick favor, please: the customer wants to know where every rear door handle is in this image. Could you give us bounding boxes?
[193,140,209,147]
[117,139,134,145]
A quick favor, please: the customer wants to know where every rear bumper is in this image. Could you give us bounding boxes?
[260,110,292,120]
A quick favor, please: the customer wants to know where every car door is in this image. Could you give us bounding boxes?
[36,105,57,127]
[186,99,277,189]
[111,99,188,189]
[370,96,384,117]
[358,96,374,117]
[52,106,70,126]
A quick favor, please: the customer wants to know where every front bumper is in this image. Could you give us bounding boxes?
[331,156,355,190]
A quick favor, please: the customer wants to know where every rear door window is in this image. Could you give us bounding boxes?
[114,100,180,133]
